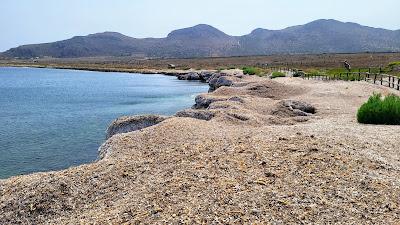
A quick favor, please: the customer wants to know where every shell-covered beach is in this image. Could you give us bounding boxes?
[1,70,399,224]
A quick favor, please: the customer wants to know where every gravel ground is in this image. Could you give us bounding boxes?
[1,75,399,224]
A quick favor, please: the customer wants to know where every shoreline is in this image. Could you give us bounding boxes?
[0,63,216,77]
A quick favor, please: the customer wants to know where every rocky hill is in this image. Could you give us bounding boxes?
[2,19,400,58]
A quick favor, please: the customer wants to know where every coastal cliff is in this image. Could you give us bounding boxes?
[1,71,400,224]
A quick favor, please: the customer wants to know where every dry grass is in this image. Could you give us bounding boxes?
[1,52,400,71]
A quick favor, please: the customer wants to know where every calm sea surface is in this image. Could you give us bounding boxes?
[0,67,208,179]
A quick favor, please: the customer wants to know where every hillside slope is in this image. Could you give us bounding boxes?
[2,19,400,58]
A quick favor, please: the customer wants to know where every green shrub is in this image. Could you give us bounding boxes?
[271,71,286,79]
[388,61,400,68]
[388,62,400,75]
[307,69,323,76]
[357,93,400,125]
[242,67,260,75]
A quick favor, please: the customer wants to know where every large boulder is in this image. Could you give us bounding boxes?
[106,115,169,139]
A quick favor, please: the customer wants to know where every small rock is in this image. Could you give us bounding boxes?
[175,109,215,121]
[250,209,262,216]
[273,100,316,117]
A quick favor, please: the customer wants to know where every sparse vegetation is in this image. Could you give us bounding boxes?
[242,67,260,75]
[388,61,400,68]
[357,93,400,125]
[2,53,400,72]
[271,71,286,79]
[388,61,400,76]
[217,68,225,72]
[306,69,323,76]
[242,67,271,77]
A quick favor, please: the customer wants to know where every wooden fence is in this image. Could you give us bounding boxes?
[265,65,400,91]
[302,71,400,91]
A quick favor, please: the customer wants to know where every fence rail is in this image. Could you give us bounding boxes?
[266,66,400,91]
[302,71,400,91]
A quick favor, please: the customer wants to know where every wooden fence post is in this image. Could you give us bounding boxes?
[391,76,395,88]
[392,77,394,88]
[397,78,400,90]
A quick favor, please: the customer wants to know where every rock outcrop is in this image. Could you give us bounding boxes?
[199,71,216,82]
[272,100,316,117]
[106,115,169,139]
[192,94,227,109]
[177,72,201,81]
[175,109,215,121]
[208,74,234,92]
[177,71,219,82]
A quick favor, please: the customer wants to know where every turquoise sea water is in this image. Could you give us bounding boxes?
[0,67,208,179]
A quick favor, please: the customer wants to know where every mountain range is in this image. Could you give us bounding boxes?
[2,19,400,59]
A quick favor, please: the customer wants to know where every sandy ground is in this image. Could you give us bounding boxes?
[1,75,400,224]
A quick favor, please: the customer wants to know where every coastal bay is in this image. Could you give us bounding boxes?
[0,67,208,179]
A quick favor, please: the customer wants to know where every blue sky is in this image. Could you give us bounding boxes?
[1,0,399,51]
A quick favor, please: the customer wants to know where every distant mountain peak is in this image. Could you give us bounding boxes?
[249,28,271,35]
[312,19,341,23]
[90,31,124,36]
[303,19,366,29]
[87,32,133,39]
[167,24,228,39]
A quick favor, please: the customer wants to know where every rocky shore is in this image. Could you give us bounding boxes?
[1,70,400,224]
[0,63,219,79]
